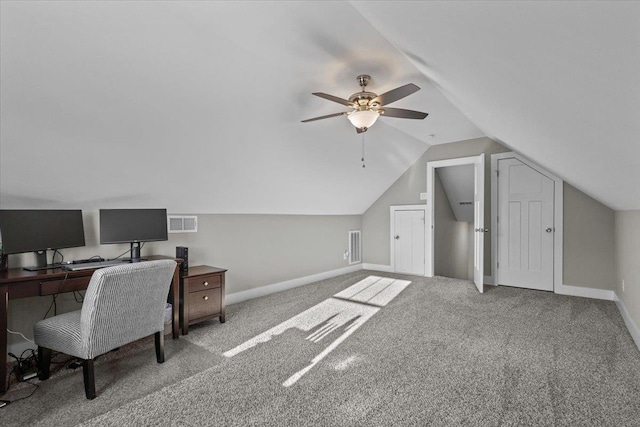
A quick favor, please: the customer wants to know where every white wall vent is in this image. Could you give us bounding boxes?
[349,230,361,264]
[168,215,198,233]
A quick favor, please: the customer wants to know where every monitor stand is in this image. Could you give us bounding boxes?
[130,242,142,262]
[23,250,62,271]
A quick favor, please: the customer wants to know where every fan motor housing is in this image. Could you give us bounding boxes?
[349,91,378,108]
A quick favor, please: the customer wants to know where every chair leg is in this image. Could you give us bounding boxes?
[155,331,165,364]
[82,359,96,400]
[37,346,52,380]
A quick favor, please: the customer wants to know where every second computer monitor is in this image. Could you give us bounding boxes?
[99,209,168,261]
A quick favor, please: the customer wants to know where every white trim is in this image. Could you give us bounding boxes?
[554,283,615,301]
[614,293,640,351]
[225,264,362,305]
[491,152,564,293]
[426,155,483,279]
[390,205,427,276]
[362,263,394,272]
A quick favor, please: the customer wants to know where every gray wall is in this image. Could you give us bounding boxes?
[434,172,472,280]
[362,137,616,291]
[614,210,640,333]
[563,183,616,289]
[6,212,361,354]
[362,137,508,275]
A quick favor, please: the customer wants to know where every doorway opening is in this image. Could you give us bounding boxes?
[426,154,485,293]
[433,165,475,281]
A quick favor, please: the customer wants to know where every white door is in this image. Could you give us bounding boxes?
[497,158,554,291]
[393,210,425,275]
[473,154,485,293]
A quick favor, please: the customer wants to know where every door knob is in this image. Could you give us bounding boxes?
[484,228,489,232]
[395,235,400,240]
[546,227,553,233]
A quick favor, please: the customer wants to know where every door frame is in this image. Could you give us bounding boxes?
[390,205,427,276]
[426,155,483,278]
[490,152,564,292]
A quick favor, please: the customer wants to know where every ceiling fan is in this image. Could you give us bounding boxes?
[302,75,428,133]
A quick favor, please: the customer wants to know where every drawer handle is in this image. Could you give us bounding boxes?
[203,295,209,301]
[203,281,209,287]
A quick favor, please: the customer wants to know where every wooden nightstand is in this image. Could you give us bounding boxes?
[180,265,227,335]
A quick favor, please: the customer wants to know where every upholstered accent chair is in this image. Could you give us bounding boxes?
[33,260,176,399]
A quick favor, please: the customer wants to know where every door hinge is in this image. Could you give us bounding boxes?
[497,216,499,223]
[497,261,499,269]
[496,170,499,177]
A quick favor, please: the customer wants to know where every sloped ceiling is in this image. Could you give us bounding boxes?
[353,1,640,211]
[0,1,481,214]
[1,1,638,214]
[437,165,474,223]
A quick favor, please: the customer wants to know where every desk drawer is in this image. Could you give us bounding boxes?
[40,277,89,296]
[185,274,221,293]
[188,289,221,321]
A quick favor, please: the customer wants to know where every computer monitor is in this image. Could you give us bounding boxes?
[99,209,168,262]
[0,209,86,271]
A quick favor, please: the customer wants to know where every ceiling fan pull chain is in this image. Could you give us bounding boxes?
[361,134,366,168]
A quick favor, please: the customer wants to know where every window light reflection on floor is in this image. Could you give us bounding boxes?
[223,276,411,387]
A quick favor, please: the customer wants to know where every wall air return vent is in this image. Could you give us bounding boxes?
[349,230,362,265]
[168,215,198,233]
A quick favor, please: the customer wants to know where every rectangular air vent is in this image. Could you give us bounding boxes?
[459,201,473,205]
[349,230,361,265]
[168,215,198,233]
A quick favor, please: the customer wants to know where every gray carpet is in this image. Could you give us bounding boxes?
[2,271,639,426]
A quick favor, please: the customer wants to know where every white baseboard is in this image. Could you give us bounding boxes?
[225,264,363,305]
[362,263,394,272]
[554,283,616,301]
[363,264,490,282]
[614,293,640,351]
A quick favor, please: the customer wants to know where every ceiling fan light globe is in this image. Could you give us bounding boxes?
[348,110,379,129]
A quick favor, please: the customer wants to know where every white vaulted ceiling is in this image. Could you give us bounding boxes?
[352,1,640,210]
[1,1,638,213]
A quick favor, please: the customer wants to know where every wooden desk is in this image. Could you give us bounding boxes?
[0,255,181,394]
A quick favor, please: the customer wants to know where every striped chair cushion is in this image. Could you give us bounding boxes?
[34,260,176,360]
[33,310,84,359]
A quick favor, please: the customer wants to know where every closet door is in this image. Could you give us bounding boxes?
[472,154,485,293]
[393,210,425,275]
[498,158,554,291]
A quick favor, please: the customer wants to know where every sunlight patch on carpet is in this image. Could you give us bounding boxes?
[334,355,360,371]
[223,276,411,387]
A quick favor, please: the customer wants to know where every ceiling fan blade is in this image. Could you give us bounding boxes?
[312,92,352,106]
[301,112,348,123]
[372,83,420,106]
[381,107,428,120]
